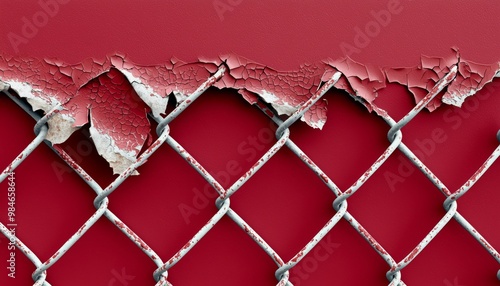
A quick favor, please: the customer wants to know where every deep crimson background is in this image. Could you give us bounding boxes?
[1,1,500,285]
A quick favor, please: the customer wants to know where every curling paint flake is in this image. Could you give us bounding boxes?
[118,68,168,119]
[5,80,61,112]
[259,90,298,116]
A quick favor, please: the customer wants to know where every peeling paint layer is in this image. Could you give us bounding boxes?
[386,49,500,110]
[1,49,499,174]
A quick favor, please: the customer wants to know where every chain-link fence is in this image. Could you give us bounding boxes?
[1,64,500,285]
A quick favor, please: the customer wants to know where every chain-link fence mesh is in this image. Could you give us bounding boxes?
[1,65,500,285]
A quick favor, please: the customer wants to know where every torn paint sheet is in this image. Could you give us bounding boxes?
[324,57,386,114]
[1,50,500,175]
[442,60,500,107]
[108,55,218,118]
[59,68,152,175]
[384,49,500,111]
[211,54,330,128]
[385,52,459,111]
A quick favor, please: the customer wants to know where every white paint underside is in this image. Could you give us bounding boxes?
[259,89,297,116]
[7,80,60,113]
[89,123,138,175]
[119,69,169,118]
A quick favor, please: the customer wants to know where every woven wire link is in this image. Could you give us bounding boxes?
[1,64,500,285]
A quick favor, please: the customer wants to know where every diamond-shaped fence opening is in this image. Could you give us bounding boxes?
[0,96,36,168]
[1,64,500,286]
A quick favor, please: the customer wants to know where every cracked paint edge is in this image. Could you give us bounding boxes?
[1,49,499,175]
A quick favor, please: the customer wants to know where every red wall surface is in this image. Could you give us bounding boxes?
[1,1,500,285]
